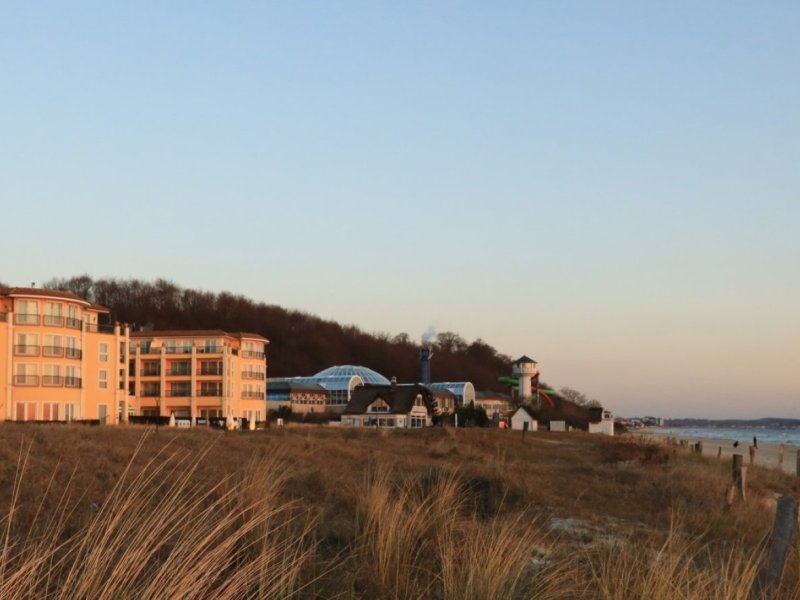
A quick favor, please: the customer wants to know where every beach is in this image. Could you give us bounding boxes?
[639,428,799,474]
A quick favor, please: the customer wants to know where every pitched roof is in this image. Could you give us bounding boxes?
[130,329,268,342]
[344,383,435,415]
[0,287,110,312]
[514,405,538,419]
[514,355,537,365]
[267,381,327,394]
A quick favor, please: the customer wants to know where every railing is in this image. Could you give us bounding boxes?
[240,350,265,359]
[14,314,40,325]
[141,389,161,397]
[65,377,82,388]
[199,365,224,376]
[42,346,65,357]
[141,368,161,377]
[166,389,191,397]
[242,371,264,380]
[43,315,65,326]
[43,375,64,386]
[168,369,192,376]
[14,345,40,356]
[65,347,82,359]
[14,375,39,386]
[241,391,265,399]
[66,317,82,329]
[141,346,162,354]
[84,323,115,334]
[198,389,223,397]
[197,346,222,353]
[165,347,192,354]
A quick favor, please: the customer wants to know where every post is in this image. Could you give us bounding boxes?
[749,445,756,466]
[717,446,722,460]
[796,450,800,477]
[727,454,746,508]
[778,445,784,470]
[751,495,798,599]
[694,441,702,454]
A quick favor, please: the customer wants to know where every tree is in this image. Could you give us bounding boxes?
[559,387,589,406]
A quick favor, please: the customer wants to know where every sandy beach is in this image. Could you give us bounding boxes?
[638,429,799,474]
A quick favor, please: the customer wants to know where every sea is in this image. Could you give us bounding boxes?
[660,426,800,447]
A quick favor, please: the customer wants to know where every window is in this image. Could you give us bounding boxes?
[99,343,109,362]
[414,395,425,407]
[15,364,38,385]
[64,404,78,421]
[99,370,108,389]
[43,403,61,421]
[15,402,36,421]
[15,300,39,324]
[43,334,63,356]
[43,364,62,386]
[15,333,39,356]
[66,305,81,328]
[44,302,64,326]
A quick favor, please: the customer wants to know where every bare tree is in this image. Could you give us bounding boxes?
[559,386,589,406]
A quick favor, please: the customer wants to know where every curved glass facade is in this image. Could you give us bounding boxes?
[313,365,390,386]
[428,382,475,406]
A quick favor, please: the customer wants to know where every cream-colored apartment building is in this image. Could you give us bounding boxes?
[0,288,130,423]
[128,330,268,423]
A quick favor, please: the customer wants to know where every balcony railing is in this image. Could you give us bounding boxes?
[141,347,162,354]
[166,389,191,397]
[42,375,64,386]
[65,347,82,360]
[241,391,265,399]
[65,377,82,388]
[165,347,192,354]
[14,314,40,325]
[141,368,161,377]
[14,345,40,356]
[240,350,265,359]
[242,371,264,380]
[84,323,115,334]
[199,389,223,397]
[141,389,161,397]
[14,375,39,386]
[199,365,224,376]
[168,369,192,376]
[197,346,222,353]
[42,345,65,357]
[43,315,65,326]
[66,317,82,329]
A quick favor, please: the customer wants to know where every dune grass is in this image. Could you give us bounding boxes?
[0,424,798,598]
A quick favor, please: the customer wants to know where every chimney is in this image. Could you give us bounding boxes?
[390,376,397,392]
[420,344,433,385]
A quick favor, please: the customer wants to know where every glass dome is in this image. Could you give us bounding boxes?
[313,365,390,386]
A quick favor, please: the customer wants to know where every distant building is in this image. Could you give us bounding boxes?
[266,381,327,414]
[0,287,130,423]
[510,405,538,431]
[474,390,513,418]
[428,382,475,411]
[342,383,435,428]
[128,329,267,423]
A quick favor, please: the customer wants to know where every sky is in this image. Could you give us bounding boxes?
[1,2,798,418]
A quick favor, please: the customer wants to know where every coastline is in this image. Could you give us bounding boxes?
[638,428,798,474]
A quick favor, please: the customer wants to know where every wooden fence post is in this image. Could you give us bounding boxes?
[696,441,703,454]
[751,495,798,599]
[727,454,746,509]
[717,446,722,460]
[796,450,800,476]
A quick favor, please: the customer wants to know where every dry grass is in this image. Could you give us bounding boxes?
[0,424,798,598]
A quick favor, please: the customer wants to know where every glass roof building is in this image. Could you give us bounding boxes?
[270,365,391,412]
[428,382,476,407]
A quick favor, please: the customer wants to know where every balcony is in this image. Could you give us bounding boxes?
[141,388,161,397]
[198,389,223,397]
[199,365,224,376]
[168,368,192,376]
[66,317,82,329]
[84,323,115,334]
[65,377,82,388]
[14,314,40,325]
[43,315,65,327]
[241,350,265,359]
[242,391,265,400]
[141,368,161,377]
[14,375,39,386]
[242,371,264,380]
[42,346,65,357]
[141,346,162,354]
[166,389,191,397]
[14,345,40,356]
[197,346,222,354]
[42,375,64,387]
[65,347,82,360]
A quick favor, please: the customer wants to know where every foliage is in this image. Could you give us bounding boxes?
[43,275,513,390]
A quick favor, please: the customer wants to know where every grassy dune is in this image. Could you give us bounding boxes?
[1,424,799,599]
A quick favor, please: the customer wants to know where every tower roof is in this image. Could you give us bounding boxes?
[514,355,537,365]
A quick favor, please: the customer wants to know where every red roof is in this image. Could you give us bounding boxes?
[0,287,110,312]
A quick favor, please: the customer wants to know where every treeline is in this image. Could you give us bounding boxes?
[43,276,513,391]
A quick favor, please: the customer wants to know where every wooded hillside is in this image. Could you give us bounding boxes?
[43,276,514,392]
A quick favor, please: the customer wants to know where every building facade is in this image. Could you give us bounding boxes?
[128,330,268,423]
[0,288,130,423]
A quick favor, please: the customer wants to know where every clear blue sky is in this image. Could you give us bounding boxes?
[1,2,798,418]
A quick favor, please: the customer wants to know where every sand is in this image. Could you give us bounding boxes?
[638,429,798,474]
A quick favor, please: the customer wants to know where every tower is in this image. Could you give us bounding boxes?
[512,356,539,403]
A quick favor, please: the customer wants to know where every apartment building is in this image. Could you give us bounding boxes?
[0,288,130,423]
[128,330,268,423]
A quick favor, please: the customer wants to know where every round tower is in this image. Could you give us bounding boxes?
[512,356,539,403]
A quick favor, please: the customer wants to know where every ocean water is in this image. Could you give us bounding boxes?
[660,426,800,447]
